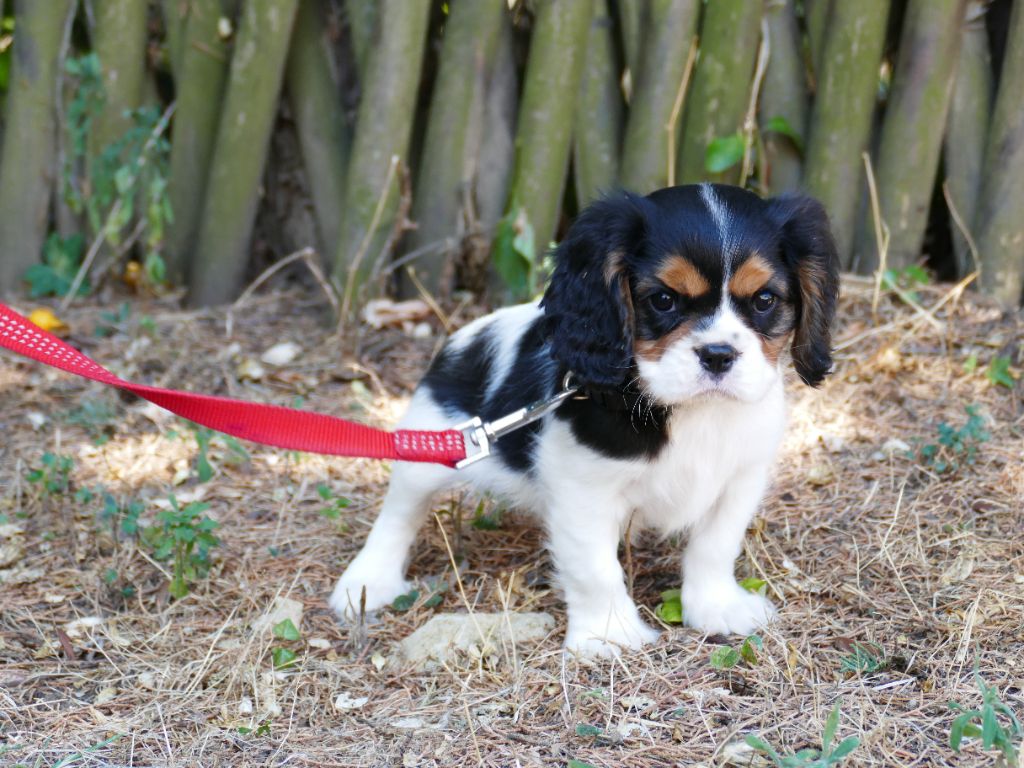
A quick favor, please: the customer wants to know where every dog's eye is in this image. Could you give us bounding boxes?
[752,290,777,313]
[648,291,676,313]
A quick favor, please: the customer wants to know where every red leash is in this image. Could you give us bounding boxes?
[0,302,467,466]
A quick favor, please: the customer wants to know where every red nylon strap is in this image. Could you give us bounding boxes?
[0,302,466,466]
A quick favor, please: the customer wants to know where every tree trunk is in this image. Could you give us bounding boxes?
[802,0,890,267]
[804,0,830,84]
[162,0,186,77]
[332,0,431,309]
[0,0,76,293]
[500,0,593,298]
[478,16,519,301]
[975,0,1024,306]
[616,0,642,87]
[165,0,232,285]
[407,0,506,294]
[619,0,698,194]
[574,0,625,203]
[855,0,967,273]
[188,0,299,307]
[286,0,351,263]
[344,0,377,85]
[677,0,762,185]
[945,1,992,277]
[89,0,149,157]
[760,0,806,195]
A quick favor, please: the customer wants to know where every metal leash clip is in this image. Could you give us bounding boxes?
[454,373,581,469]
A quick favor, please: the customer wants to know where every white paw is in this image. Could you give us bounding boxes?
[329,568,411,619]
[682,582,777,636]
[564,611,660,657]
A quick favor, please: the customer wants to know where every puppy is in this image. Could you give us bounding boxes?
[331,184,839,656]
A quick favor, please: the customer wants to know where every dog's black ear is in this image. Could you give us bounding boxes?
[541,193,646,389]
[767,194,840,387]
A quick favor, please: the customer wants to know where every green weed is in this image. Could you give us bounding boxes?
[316,483,351,522]
[710,635,763,671]
[57,53,173,294]
[949,669,1022,765]
[917,405,990,474]
[838,642,886,675]
[26,452,74,498]
[141,495,220,599]
[23,233,87,297]
[747,700,859,767]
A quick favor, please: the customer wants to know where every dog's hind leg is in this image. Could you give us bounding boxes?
[330,460,452,618]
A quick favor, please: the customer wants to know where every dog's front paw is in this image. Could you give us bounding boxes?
[329,568,411,620]
[682,582,777,636]
[564,611,660,658]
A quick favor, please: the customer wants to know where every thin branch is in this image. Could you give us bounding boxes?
[59,102,177,313]
[666,36,699,188]
[739,17,771,188]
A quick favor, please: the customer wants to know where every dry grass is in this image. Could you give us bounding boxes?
[1,279,1022,767]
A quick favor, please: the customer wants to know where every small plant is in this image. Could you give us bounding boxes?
[917,405,990,474]
[838,642,886,675]
[316,483,351,521]
[98,492,144,537]
[23,233,87,297]
[949,669,1022,765]
[391,585,445,612]
[705,115,803,189]
[26,452,75,497]
[881,264,931,304]
[493,203,547,300]
[65,398,118,444]
[747,700,860,767]
[710,635,763,671]
[655,588,683,624]
[270,618,301,670]
[59,53,173,295]
[470,498,503,530]
[141,495,219,599]
[985,356,1016,389]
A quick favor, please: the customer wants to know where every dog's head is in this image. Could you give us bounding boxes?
[541,184,839,405]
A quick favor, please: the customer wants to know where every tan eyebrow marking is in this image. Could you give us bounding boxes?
[729,254,774,297]
[657,255,710,297]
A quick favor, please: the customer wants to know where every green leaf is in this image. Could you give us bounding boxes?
[391,590,420,612]
[822,701,841,751]
[985,356,1015,389]
[423,590,444,609]
[271,647,298,669]
[762,115,804,151]
[575,723,602,737]
[316,483,333,500]
[739,576,767,596]
[981,705,998,748]
[493,206,535,300]
[710,646,741,670]
[829,735,859,760]
[950,712,975,752]
[740,635,762,665]
[705,133,745,174]
[963,353,978,373]
[655,589,683,624]
[567,761,599,768]
[272,619,301,642]
[745,734,781,760]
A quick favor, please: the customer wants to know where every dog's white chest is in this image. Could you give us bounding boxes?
[625,384,787,533]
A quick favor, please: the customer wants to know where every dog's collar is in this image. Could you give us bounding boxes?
[579,383,645,412]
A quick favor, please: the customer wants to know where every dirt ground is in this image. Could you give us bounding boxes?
[0,277,1022,767]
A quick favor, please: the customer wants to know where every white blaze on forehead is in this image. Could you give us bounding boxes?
[700,183,736,279]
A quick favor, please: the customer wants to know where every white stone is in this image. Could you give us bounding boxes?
[398,612,555,670]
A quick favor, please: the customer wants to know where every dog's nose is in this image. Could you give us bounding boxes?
[696,344,739,375]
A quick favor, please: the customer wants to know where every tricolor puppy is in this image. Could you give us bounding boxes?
[331,184,839,656]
